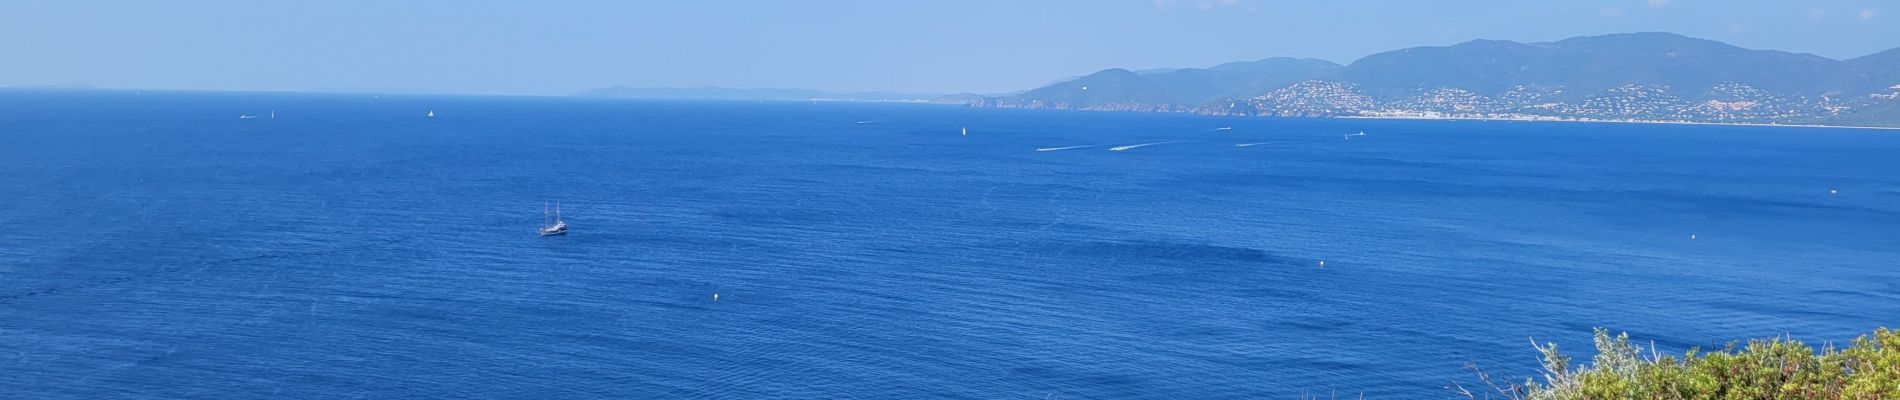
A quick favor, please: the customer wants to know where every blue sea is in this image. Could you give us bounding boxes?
[2,90,1896,399]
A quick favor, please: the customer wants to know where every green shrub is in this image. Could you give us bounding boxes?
[1456,327,1899,399]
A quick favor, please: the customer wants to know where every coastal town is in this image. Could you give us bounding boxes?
[966,80,1900,127]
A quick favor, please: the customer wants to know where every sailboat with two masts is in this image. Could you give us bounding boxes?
[539,202,568,236]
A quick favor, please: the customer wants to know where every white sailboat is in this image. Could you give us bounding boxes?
[539,202,568,236]
[961,126,967,136]
[427,110,435,118]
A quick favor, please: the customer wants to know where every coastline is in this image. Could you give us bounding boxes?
[1333,114,1900,131]
[12,87,1896,131]
[957,101,1900,131]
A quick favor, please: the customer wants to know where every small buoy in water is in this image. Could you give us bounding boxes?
[1830,189,1839,195]
[713,293,719,302]
[1690,234,1697,240]
[1318,260,1326,268]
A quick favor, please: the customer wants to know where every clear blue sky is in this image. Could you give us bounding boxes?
[1,0,1893,95]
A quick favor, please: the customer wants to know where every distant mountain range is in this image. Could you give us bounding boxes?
[575,86,939,102]
[947,32,1900,127]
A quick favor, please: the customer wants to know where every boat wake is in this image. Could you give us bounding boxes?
[1234,142,1273,147]
[1210,127,1233,132]
[1109,141,1184,152]
[855,120,878,124]
[1035,145,1098,152]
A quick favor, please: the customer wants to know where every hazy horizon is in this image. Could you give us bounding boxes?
[3,0,1894,96]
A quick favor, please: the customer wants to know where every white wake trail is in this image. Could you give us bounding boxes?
[1035,145,1098,152]
[1108,141,1185,151]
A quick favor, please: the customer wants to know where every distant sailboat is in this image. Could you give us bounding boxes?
[238,114,259,119]
[426,110,435,118]
[961,126,968,136]
[539,202,568,236]
[270,110,276,119]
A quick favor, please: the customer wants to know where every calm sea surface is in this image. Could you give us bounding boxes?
[2,90,1896,398]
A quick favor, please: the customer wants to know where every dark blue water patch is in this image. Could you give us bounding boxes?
[1057,239,1300,266]
[1806,287,1900,303]
[1554,321,1711,353]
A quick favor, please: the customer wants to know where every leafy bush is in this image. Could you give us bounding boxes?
[1455,327,1899,399]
